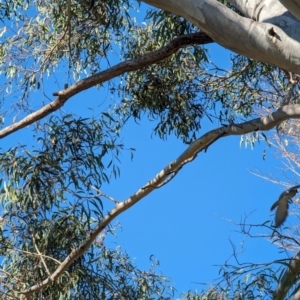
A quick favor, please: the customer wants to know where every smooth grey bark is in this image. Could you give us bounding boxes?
[229,0,300,41]
[139,1,300,298]
[279,0,300,21]
[141,0,300,73]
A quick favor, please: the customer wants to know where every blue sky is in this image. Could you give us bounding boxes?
[2,2,297,298]
[98,43,291,295]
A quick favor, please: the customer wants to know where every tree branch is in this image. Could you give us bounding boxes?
[141,0,300,73]
[0,32,213,140]
[274,251,300,300]
[279,0,300,21]
[20,103,300,296]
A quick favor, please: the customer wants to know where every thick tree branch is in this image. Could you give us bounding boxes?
[20,104,300,296]
[0,32,213,140]
[141,0,300,73]
[228,0,300,44]
[279,0,300,21]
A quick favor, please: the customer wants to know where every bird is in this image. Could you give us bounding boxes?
[270,184,300,227]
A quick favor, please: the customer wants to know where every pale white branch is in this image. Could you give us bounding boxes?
[279,0,300,21]
[89,185,119,203]
[142,0,300,73]
[20,103,300,296]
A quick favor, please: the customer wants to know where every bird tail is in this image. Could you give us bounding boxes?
[270,201,279,211]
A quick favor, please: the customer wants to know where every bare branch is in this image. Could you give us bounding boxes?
[20,103,300,295]
[141,0,300,73]
[0,32,213,140]
[89,185,119,203]
[32,235,51,277]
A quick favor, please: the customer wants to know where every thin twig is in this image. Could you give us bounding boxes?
[32,235,51,276]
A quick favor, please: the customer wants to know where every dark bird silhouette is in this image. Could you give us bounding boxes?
[270,184,300,227]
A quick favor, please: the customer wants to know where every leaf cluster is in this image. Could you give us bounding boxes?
[115,22,292,142]
[0,0,138,116]
[0,114,139,298]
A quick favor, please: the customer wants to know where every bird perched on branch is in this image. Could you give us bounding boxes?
[270,184,300,227]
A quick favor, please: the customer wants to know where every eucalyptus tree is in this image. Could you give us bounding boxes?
[1,0,300,299]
